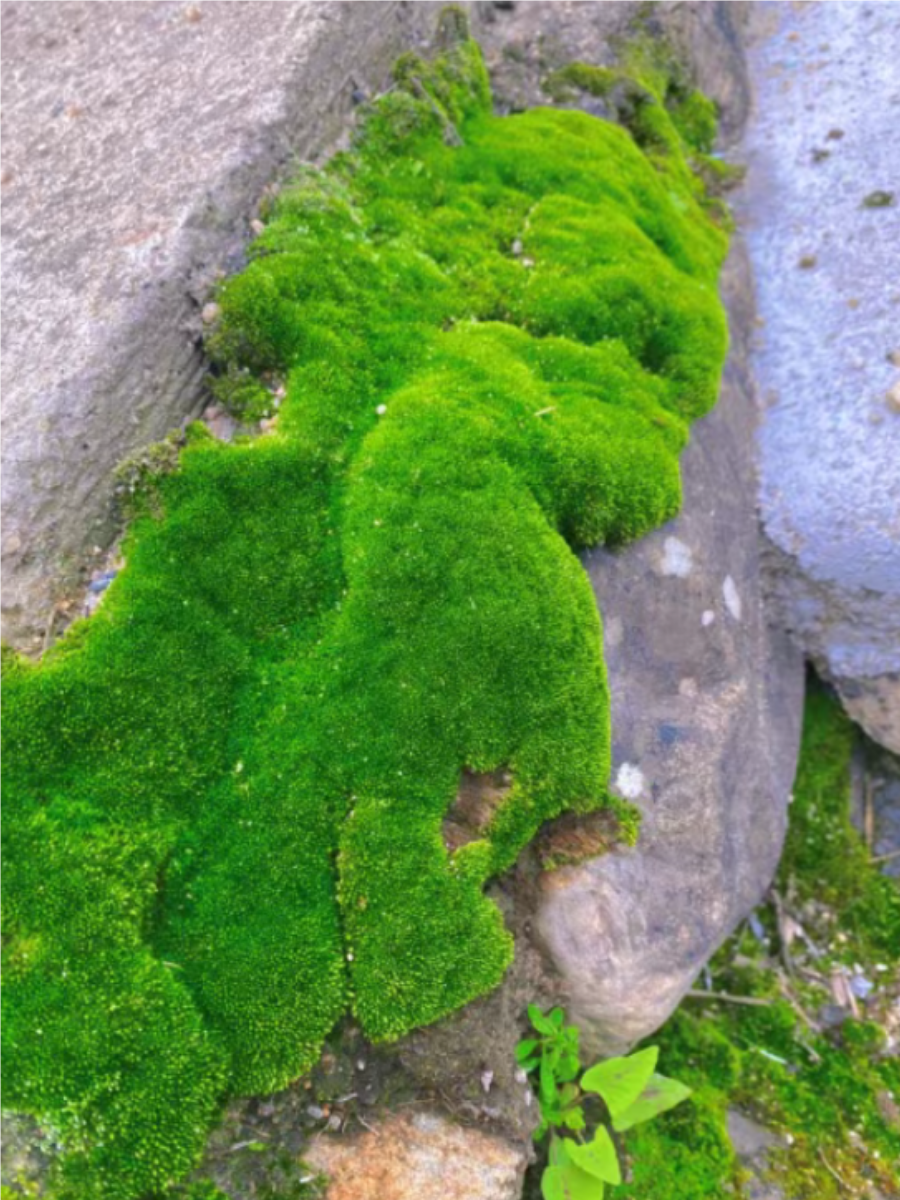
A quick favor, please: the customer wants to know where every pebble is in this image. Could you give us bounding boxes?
[250,218,265,236]
[201,302,221,324]
[87,571,117,594]
[886,380,900,413]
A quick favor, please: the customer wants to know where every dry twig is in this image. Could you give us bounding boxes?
[686,989,773,1008]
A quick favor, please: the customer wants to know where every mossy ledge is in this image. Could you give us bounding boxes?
[2,12,729,1197]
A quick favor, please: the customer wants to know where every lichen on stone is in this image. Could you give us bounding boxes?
[2,13,729,1196]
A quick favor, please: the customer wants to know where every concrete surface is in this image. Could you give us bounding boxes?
[0,0,458,646]
[739,0,900,750]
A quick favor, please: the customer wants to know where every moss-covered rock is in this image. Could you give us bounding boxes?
[2,14,729,1197]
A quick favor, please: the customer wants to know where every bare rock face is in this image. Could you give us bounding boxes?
[536,243,805,1056]
[0,0,459,646]
[476,0,751,137]
[740,2,900,753]
[305,1111,527,1200]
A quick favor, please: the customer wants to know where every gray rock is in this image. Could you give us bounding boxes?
[727,1109,783,1160]
[477,0,750,136]
[0,0,467,647]
[536,241,805,1056]
[739,1,900,752]
[854,743,900,881]
[726,1110,788,1200]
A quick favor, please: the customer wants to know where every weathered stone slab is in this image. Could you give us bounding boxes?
[740,1,900,752]
[0,0,456,645]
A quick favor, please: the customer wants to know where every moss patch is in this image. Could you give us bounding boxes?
[609,680,900,1199]
[2,13,728,1197]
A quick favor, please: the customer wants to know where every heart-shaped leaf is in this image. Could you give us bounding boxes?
[561,1163,606,1199]
[542,1165,567,1200]
[566,1127,621,1184]
[581,1046,659,1116]
[612,1072,692,1131]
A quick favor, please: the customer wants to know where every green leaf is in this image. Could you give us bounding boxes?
[612,1073,693,1131]
[544,1143,606,1200]
[581,1046,659,1115]
[542,1166,567,1200]
[549,1134,570,1166]
[559,1162,605,1199]
[529,1004,556,1035]
[516,1038,539,1063]
[557,1050,581,1082]
[549,1006,565,1029]
[567,1127,621,1185]
[540,1052,559,1106]
[561,1105,586,1133]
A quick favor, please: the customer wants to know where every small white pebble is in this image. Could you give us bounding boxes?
[250,218,265,236]
[661,536,693,578]
[616,762,645,800]
[201,302,221,324]
[376,404,388,416]
[702,609,715,627]
[723,575,742,621]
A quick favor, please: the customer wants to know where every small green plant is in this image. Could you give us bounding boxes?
[517,1006,691,1199]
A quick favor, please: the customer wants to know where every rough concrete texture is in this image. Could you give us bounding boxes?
[305,1111,528,1200]
[536,239,805,1056]
[739,1,900,751]
[0,0,470,646]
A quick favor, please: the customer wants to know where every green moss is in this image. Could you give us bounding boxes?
[779,683,900,959]
[542,63,620,104]
[610,682,900,1199]
[208,365,276,423]
[546,38,732,235]
[2,13,729,1196]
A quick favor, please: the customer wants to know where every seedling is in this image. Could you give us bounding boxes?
[517,1005,692,1199]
